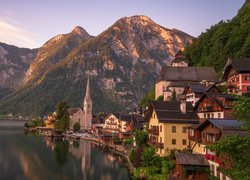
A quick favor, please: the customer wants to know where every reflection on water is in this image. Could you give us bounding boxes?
[0,120,130,180]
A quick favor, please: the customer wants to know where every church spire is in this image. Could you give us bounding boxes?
[85,76,91,99]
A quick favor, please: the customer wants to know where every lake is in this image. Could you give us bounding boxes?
[0,120,130,180]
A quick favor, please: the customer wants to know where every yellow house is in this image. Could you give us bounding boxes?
[148,101,199,156]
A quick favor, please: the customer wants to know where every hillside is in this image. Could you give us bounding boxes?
[0,15,193,116]
[0,42,37,88]
[184,0,250,75]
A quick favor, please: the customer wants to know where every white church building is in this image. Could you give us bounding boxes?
[68,76,92,130]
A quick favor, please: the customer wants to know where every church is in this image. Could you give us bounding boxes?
[68,76,92,130]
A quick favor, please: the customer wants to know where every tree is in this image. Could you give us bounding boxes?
[134,130,148,147]
[157,95,164,101]
[141,146,162,168]
[55,101,70,131]
[233,96,250,131]
[73,122,80,132]
[170,89,176,101]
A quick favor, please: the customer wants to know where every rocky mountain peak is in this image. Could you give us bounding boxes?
[71,26,92,39]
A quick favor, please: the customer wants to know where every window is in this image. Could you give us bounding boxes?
[207,134,215,142]
[189,129,194,137]
[182,126,187,133]
[172,126,176,133]
[211,113,214,118]
[204,114,206,119]
[160,126,162,132]
[182,139,187,145]
[160,137,162,143]
[153,113,155,119]
[245,76,250,81]
[172,139,176,145]
[218,113,221,118]
[207,114,210,118]
[247,86,250,93]
[198,143,200,147]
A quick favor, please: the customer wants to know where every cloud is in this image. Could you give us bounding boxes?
[0,19,39,48]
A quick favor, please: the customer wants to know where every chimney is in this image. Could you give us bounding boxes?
[180,101,186,114]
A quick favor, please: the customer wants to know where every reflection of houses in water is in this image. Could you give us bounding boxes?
[69,141,91,179]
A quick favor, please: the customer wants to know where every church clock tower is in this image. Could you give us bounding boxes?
[83,76,92,130]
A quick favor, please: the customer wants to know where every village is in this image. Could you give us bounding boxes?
[25,51,250,180]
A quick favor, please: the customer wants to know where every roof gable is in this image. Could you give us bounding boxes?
[151,101,199,124]
[223,58,250,79]
[159,67,218,82]
[175,153,209,166]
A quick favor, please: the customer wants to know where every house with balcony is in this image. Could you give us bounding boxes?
[174,152,210,180]
[184,84,220,106]
[155,51,218,101]
[223,58,250,95]
[103,113,120,133]
[193,92,234,120]
[189,118,247,180]
[148,101,199,156]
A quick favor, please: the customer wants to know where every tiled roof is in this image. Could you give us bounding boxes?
[171,50,188,63]
[188,84,216,93]
[67,108,81,116]
[193,92,234,110]
[223,58,250,79]
[151,101,199,124]
[208,119,242,129]
[159,67,217,82]
[175,153,209,166]
[196,118,243,131]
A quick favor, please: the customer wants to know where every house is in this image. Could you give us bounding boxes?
[103,113,120,133]
[148,101,199,156]
[174,153,210,180]
[193,92,235,120]
[118,114,144,139]
[155,51,218,101]
[223,58,250,95]
[92,113,108,134]
[68,76,92,130]
[189,119,247,180]
[184,84,221,106]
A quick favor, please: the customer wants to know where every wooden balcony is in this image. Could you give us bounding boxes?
[148,140,164,148]
[201,106,213,111]
[148,128,159,135]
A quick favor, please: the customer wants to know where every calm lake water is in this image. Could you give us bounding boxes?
[0,120,130,180]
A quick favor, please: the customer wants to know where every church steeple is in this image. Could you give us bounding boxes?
[83,76,92,130]
[85,76,91,100]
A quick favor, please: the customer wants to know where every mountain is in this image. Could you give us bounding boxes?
[184,0,250,75]
[0,42,37,101]
[0,42,37,88]
[0,15,193,116]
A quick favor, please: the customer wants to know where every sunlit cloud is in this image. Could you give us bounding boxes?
[0,18,39,48]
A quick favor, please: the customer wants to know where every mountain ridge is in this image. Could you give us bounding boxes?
[0,15,193,116]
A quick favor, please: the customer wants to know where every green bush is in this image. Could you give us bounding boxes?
[123,138,133,145]
[73,122,80,132]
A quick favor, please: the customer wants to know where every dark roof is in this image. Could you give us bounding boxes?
[168,81,200,87]
[222,129,250,137]
[120,114,137,122]
[171,50,188,64]
[193,92,234,110]
[188,84,217,94]
[196,118,243,131]
[151,101,199,124]
[92,113,109,124]
[175,153,209,166]
[67,108,81,116]
[223,58,250,76]
[158,67,218,82]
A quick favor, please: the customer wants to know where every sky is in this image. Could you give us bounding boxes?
[0,0,245,49]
